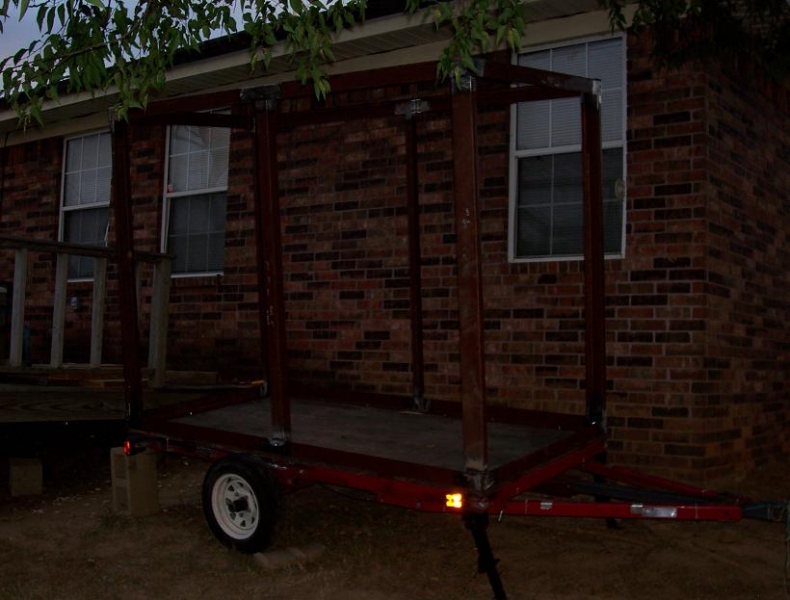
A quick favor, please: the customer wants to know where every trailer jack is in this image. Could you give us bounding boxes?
[465,513,507,600]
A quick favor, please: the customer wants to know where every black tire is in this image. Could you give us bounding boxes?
[201,454,279,554]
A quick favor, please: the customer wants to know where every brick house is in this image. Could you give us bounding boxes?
[0,2,787,483]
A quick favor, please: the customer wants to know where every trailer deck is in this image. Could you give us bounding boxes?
[134,388,605,499]
[130,391,781,527]
[171,397,573,473]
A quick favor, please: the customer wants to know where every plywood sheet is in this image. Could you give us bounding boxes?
[176,398,572,471]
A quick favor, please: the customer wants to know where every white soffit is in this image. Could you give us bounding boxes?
[0,0,611,142]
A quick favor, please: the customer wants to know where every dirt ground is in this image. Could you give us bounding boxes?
[1,442,788,600]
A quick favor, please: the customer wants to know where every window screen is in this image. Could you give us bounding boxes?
[60,131,111,279]
[510,37,625,261]
[164,120,230,275]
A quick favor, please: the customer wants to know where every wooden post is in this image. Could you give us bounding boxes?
[9,248,27,367]
[581,90,607,425]
[111,118,144,425]
[405,113,426,409]
[451,73,489,488]
[49,252,68,367]
[251,89,291,447]
[147,257,171,388]
[135,261,143,322]
[90,257,108,367]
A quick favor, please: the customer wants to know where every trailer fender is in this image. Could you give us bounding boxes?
[202,453,279,554]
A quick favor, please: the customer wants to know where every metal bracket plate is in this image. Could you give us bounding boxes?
[395,99,431,120]
[241,85,281,111]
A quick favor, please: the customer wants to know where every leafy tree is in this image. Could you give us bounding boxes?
[0,0,787,126]
[602,0,790,79]
[0,0,525,125]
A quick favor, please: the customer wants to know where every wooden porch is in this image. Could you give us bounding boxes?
[0,383,126,423]
[0,234,178,427]
[0,382,239,426]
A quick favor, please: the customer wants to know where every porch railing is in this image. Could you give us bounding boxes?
[0,234,172,387]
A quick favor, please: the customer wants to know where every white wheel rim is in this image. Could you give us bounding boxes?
[211,473,260,540]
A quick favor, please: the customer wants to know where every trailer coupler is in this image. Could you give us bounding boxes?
[741,500,789,524]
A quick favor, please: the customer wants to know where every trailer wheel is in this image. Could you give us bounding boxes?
[202,454,278,554]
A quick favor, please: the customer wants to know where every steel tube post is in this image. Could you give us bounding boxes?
[451,74,489,486]
[253,99,291,446]
[581,90,606,426]
[111,118,144,425]
[405,116,426,409]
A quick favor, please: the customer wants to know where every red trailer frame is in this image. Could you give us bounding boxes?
[113,59,787,600]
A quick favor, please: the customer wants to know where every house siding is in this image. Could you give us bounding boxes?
[0,31,787,483]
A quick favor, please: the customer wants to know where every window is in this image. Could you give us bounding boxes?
[163,120,230,275]
[510,37,626,261]
[60,131,111,279]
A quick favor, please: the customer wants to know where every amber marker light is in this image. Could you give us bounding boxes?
[445,493,463,509]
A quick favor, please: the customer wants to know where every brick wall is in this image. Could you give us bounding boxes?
[604,34,713,479]
[156,121,264,377]
[278,115,414,395]
[701,60,790,477]
[0,122,266,378]
[478,101,589,417]
[603,34,790,482]
[0,137,69,362]
[0,30,787,483]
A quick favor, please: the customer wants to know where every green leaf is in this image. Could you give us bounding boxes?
[0,0,784,129]
[36,4,46,29]
[29,102,43,126]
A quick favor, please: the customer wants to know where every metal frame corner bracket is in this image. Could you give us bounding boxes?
[241,84,282,111]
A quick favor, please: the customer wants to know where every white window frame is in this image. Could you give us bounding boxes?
[58,129,112,281]
[508,34,627,263]
[161,116,230,278]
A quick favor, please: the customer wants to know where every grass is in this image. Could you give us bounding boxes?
[2,446,788,600]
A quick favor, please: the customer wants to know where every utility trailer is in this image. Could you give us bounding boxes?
[111,60,788,600]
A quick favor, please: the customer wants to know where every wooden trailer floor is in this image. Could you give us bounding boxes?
[174,398,574,472]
